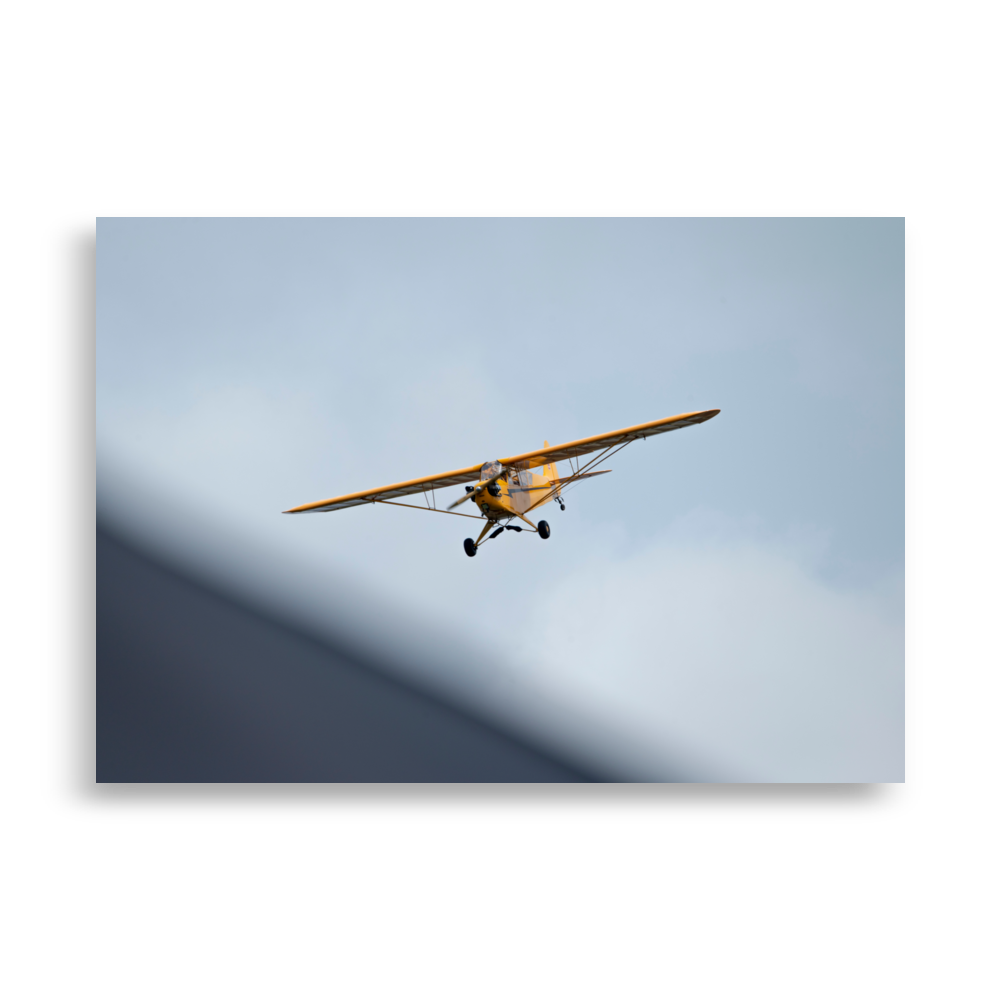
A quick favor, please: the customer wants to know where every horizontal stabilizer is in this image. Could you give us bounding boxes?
[520,470,611,491]
[549,470,611,486]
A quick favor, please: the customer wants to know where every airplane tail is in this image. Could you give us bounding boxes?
[543,441,560,495]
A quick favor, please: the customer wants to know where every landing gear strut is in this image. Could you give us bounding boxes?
[465,519,496,556]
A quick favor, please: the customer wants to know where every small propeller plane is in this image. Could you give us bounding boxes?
[283,409,720,556]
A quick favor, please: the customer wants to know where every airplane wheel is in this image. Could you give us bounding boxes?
[538,520,551,539]
[463,538,477,557]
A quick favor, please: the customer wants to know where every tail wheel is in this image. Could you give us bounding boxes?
[463,538,477,557]
[538,520,551,539]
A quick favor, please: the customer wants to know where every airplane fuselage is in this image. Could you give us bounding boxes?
[473,464,557,521]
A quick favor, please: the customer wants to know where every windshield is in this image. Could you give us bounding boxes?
[480,460,502,481]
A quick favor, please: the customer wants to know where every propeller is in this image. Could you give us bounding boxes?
[447,469,505,510]
[447,489,479,511]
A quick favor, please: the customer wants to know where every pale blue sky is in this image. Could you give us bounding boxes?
[97,218,903,780]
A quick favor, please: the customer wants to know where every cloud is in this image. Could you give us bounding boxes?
[517,518,904,781]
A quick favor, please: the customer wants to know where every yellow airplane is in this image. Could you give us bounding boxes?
[284,409,720,556]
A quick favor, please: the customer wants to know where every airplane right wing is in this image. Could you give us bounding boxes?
[500,410,720,470]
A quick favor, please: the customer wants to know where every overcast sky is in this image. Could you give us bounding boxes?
[97,218,903,780]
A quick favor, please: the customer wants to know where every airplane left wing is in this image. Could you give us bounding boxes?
[283,463,483,513]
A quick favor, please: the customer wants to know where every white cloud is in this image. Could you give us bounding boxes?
[516,520,904,781]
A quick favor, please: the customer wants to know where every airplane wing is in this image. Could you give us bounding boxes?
[501,409,720,470]
[284,409,719,514]
[283,463,483,513]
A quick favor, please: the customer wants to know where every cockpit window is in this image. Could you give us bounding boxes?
[480,460,502,481]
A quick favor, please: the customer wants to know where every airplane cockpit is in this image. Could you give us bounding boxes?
[480,460,503,496]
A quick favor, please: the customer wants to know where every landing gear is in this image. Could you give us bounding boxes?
[538,520,551,539]
[466,520,495,557]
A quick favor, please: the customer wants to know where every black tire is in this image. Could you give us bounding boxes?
[538,520,551,539]
[463,538,477,557]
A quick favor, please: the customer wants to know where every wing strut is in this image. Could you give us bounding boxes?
[525,435,634,513]
[374,499,483,520]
